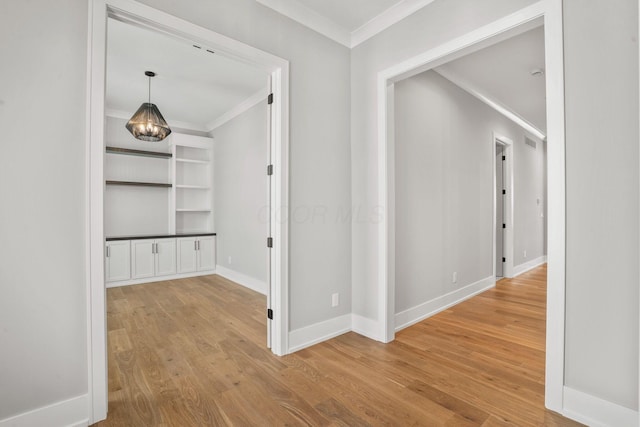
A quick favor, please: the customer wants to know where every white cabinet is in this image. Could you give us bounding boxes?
[131,238,177,279]
[105,240,131,282]
[177,236,216,273]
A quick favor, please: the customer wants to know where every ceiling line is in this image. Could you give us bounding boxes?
[255,0,436,48]
[207,88,270,133]
[433,68,547,140]
[105,108,209,133]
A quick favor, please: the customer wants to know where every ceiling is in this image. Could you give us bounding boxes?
[434,26,546,134]
[255,0,436,47]
[295,0,403,31]
[106,18,268,132]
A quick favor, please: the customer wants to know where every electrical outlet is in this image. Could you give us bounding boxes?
[523,250,527,258]
[331,293,339,307]
[228,256,232,264]
[452,272,457,284]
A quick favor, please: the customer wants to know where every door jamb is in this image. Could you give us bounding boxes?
[86,0,290,422]
[493,133,514,280]
[376,0,565,413]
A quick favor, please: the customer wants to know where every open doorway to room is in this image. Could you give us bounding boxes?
[378,1,564,412]
[87,1,290,422]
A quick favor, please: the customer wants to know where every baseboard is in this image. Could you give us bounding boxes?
[106,269,217,288]
[562,386,639,427]
[214,265,267,295]
[394,275,495,332]
[0,394,89,427]
[512,255,547,277]
[351,314,385,342]
[288,314,351,353]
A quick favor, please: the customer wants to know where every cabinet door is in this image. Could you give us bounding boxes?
[105,241,131,282]
[197,236,216,271]
[131,240,155,279]
[177,237,197,273]
[155,238,176,276]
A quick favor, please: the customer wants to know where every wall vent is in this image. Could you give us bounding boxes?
[525,136,537,150]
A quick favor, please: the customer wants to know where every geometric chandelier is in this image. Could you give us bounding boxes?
[125,71,171,142]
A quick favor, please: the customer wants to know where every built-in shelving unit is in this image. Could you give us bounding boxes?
[171,134,214,234]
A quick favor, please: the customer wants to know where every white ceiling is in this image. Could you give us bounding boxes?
[295,0,403,31]
[255,0,436,47]
[106,18,268,132]
[435,26,546,134]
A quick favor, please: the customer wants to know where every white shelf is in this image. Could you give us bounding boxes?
[176,208,212,212]
[176,158,209,164]
[175,185,210,190]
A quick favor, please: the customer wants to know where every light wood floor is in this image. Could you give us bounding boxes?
[96,265,583,426]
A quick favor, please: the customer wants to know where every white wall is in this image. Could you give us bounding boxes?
[394,70,545,314]
[0,0,88,419]
[104,117,171,237]
[212,102,268,284]
[563,0,639,411]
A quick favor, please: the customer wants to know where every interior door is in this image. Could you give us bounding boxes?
[266,76,273,349]
[496,145,505,278]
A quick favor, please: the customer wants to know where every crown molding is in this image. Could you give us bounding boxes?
[255,0,351,47]
[104,108,208,132]
[351,0,436,47]
[207,88,269,132]
[255,0,436,48]
[433,68,547,140]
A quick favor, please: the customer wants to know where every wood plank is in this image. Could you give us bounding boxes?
[95,266,584,427]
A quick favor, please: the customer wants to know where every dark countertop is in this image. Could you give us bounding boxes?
[106,232,216,241]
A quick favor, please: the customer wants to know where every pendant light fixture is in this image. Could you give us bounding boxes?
[125,71,171,142]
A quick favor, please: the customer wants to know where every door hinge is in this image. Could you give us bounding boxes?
[502,223,506,229]
[502,155,506,161]
[267,93,274,105]
[267,164,273,176]
[502,189,506,195]
[502,257,506,262]
[267,308,273,320]
[267,237,273,248]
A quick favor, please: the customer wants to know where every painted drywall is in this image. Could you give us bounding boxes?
[134,0,352,330]
[212,102,269,284]
[104,117,171,237]
[563,0,639,410]
[0,0,88,419]
[394,70,546,313]
[351,0,537,319]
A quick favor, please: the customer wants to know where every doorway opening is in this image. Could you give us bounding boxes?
[494,134,514,280]
[87,1,290,423]
[377,1,565,413]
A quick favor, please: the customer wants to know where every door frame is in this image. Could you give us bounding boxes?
[493,133,514,280]
[85,0,290,422]
[376,0,565,412]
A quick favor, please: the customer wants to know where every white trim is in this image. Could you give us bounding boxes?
[395,276,495,332]
[105,269,217,288]
[255,0,437,48]
[351,0,437,48]
[376,0,565,413]
[351,314,384,342]
[562,387,639,427]
[206,88,269,132]
[493,133,515,279]
[88,0,290,422]
[215,265,268,295]
[254,0,350,47]
[512,255,547,277]
[435,69,547,140]
[288,314,351,353]
[105,108,208,133]
[0,394,89,427]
